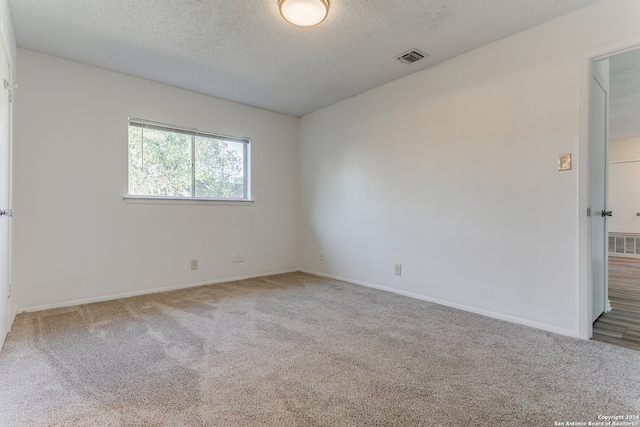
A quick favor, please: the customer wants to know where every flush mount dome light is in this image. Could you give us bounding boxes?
[279,0,329,27]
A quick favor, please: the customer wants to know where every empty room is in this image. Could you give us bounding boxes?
[1,0,640,425]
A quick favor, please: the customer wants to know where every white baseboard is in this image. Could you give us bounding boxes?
[17,267,578,339]
[299,269,578,338]
[18,268,300,314]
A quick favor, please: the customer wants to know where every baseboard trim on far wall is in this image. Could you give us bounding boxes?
[18,269,300,314]
[19,268,578,339]
[300,269,577,339]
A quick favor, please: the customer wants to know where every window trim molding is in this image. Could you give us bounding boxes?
[128,118,251,201]
[123,196,254,206]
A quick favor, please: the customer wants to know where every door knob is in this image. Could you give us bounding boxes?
[601,210,612,217]
[0,209,12,217]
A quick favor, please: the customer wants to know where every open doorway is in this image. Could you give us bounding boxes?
[592,48,640,351]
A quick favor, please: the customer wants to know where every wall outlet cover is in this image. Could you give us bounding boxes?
[395,264,402,276]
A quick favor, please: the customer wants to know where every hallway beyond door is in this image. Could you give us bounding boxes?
[593,256,640,350]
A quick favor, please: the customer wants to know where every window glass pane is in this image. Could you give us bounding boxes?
[128,125,143,188]
[128,120,250,200]
[129,126,191,197]
[194,136,245,199]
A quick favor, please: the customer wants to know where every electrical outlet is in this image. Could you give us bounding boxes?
[232,253,238,263]
[395,264,402,276]
[238,252,244,262]
[191,259,199,270]
[320,251,325,261]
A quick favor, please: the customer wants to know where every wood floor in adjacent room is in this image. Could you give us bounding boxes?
[593,256,640,351]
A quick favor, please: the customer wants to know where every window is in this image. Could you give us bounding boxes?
[128,119,250,200]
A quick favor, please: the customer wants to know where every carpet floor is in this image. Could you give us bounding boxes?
[0,272,639,426]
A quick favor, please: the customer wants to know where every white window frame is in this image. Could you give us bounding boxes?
[125,118,252,204]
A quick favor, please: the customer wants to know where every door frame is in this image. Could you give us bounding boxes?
[579,35,640,340]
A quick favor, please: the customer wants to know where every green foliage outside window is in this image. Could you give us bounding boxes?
[128,121,248,200]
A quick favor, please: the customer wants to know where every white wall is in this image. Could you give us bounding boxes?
[299,0,640,337]
[13,49,299,310]
[610,137,640,161]
[609,138,640,233]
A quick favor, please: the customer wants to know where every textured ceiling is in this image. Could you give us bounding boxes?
[8,0,602,117]
[609,49,640,142]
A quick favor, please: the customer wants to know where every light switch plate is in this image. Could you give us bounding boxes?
[558,153,572,171]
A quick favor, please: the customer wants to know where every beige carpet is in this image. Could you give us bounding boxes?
[1,272,639,426]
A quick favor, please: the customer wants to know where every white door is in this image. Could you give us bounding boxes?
[590,67,609,323]
[0,43,11,348]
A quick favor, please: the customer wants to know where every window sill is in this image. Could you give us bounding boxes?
[124,196,254,206]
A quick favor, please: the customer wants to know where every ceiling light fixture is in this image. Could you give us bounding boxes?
[279,0,329,27]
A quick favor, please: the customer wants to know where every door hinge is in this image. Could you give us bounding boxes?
[4,79,16,103]
[587,208,591,217]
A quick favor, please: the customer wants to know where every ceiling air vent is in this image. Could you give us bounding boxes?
[397,49,427,65]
